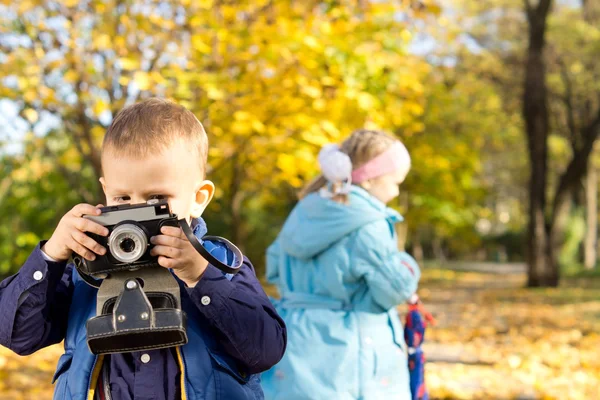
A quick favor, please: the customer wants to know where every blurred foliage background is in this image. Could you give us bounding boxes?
[0,0,510,275]
[1,0,600,281]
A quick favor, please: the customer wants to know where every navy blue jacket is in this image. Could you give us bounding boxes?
[0,220,286,399]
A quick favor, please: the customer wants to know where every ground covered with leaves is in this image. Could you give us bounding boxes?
[0,265,598,399]
[418,266,600,400]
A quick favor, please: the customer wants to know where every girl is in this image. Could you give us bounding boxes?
[262,129,420,400]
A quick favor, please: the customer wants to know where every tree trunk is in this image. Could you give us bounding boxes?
[432,237,446,264]
[523,0,556,287]
[412,240,424,263]
[585,160,597,269]
[582,0,600,23]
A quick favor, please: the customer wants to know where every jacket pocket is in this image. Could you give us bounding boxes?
[52,352,73,384]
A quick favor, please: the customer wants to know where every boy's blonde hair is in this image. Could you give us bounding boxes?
[102,98,208,176]
[299,129,399,200]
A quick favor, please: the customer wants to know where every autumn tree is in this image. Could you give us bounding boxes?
[1,0,440,274]
[444,0,600,286]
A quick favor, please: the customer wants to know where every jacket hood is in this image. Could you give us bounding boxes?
[278,186,402,259]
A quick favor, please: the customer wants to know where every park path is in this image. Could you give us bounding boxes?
[416,262,540,400]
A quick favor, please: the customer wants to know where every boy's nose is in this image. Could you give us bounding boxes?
[131,197,147,204]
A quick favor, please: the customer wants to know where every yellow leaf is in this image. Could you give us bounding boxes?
[321,120,339,136]
[133,71,151,90]
[312,99,326,112]
[93,100,109,116]
[150,71,166,85]
[16,232,40,247]
[321,76,336,86]
[357,92,377,110]
[251,120,266,133]
[234,111,252,121]
[24,90,37,103]
[319,22,332,35]
[91,126,105,141]
[301,130,329,147]
[64,70,78,83]
[206,87,225,100]
[191,35,212,54]
[277,153,297,174]
[230,120,251,135]
[94,34,111,50]
[303,36,321,50]
[118,75,130,86]
[302,85,322,99]
[18,0,34,13]
[22,108,38,123]
[400,29,412,42]
[120,58,140,71]
[570,62,584,74]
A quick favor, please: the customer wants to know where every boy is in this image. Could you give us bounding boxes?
[0,98,287,400]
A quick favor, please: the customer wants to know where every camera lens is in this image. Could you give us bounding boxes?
[108,224,148,263]
[119,238,136,253]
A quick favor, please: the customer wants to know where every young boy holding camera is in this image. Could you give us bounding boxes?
[0,98,287,400]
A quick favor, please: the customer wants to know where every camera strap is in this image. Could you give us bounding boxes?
[178,219,243,275]
[73,256,102,288]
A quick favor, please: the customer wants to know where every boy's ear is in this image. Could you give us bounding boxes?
[190,180,215,219]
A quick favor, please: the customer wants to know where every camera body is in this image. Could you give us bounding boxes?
[79,199,188,355]
[81,199,178,277]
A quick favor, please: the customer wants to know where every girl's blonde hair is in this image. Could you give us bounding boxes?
[299,129,399,201]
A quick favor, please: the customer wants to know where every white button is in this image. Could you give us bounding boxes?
[140,353,150,364]
[33,271,43,281]
[201,296,211,306]
[364,337,373,345]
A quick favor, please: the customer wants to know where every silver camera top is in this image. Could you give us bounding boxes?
[84,199,172,227]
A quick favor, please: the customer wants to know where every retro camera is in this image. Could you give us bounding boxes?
[74,199,186,355]
[75,199,241,355]
[80,200,178,276]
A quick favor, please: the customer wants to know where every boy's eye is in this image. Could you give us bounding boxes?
[114,196,131,203]
[148,195,166,200]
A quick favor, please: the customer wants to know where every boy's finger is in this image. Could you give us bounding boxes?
[71,203,102,217]
[150,234,183,248]
[72,231,106,256]
[160,226,185,238]
[150,245,181,259]
[68,238,96,261]
[74,218,109,236]
[157,255,175,270]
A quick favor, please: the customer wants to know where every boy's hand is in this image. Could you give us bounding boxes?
[42,204,109,262]
[150,226,209,287]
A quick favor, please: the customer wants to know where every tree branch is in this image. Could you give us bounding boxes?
[551,104,600,231]
[524,0,533,19]
[537,0,553,18]
[558,60,579,148]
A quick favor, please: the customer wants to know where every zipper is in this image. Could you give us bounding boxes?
[176,347,188,400]
[87,355,104,400]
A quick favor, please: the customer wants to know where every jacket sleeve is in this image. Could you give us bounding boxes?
[350,220,420,310]
[0,242,74,355]
[186,256,287,374]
